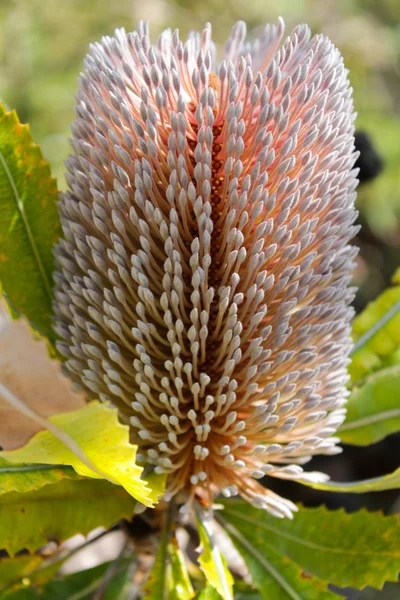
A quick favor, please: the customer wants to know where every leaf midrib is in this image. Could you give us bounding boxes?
[350,298,400,357]
[340,408,400,432]
[0,488,131,505]
[308,468,400,492]
[0,463,73,474]
[0,146,53,301]
[222,508,400,558]
[220,517,302,600]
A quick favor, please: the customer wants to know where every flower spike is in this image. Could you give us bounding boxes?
[54,18,358,517]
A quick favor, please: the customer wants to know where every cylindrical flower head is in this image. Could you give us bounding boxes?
[54,18,359,518]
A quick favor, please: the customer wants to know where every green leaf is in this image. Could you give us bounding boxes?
[143,471,168,508]
[143,504,193,600]
[0,105,61,342]
[168,538,194,600]
[221,502,400,589]
[0,557,135,599]
[196,512,234,600]
[195,585,223,599]
[301,365,400,491]
[0,530,111,594]
[0,553,62,594]
[0,478,135,556]
[0,402,161,507]
[298,466,400,493]
[335,581,400,600]
[233,580,263,600]
[339,365,400,445]
[142,517,169,600]
[350,284,400,383]
[0,457,77,494]
[0,555,43,590]
[219,516,337,600]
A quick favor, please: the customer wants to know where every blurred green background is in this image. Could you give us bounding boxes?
[0,2,400,597]
[1,0,400,307]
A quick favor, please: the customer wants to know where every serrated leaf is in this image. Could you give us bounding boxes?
[0,105,61,342]
[0,557,135,599]
[221,502,400,589]
[350,284,400,383]
[335,581,400,600]
[339,365,400,445]
[196,513,234,600]
[144,471,168,508]
[219,516,337,600]
[0,457,77,494]
[0,478,135,556]
[0,402,161,507]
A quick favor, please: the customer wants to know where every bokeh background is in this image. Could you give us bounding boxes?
[1,0,400,306]
[1,0,400,597]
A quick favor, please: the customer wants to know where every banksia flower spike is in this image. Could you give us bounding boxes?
[54,18,358,518]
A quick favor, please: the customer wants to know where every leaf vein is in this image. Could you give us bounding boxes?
[220,517,302,600]
[0,147,53,301]
[340,409,400,432]
[351,299,400,356]
[222,509,400,557]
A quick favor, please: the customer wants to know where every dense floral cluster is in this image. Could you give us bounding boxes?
[54,18,358,517]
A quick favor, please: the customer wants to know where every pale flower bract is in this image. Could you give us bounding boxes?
[53,18,358,518]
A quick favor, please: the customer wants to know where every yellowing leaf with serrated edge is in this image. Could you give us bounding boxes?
[196,513,234,600]
[0,402,162,507]
[0,479,136,556]
[145,470,168,508]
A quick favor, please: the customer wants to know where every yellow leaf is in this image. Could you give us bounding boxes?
[0,402,162,507]
[196,513,234,600]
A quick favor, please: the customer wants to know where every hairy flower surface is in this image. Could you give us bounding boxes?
[54,18,358,518]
